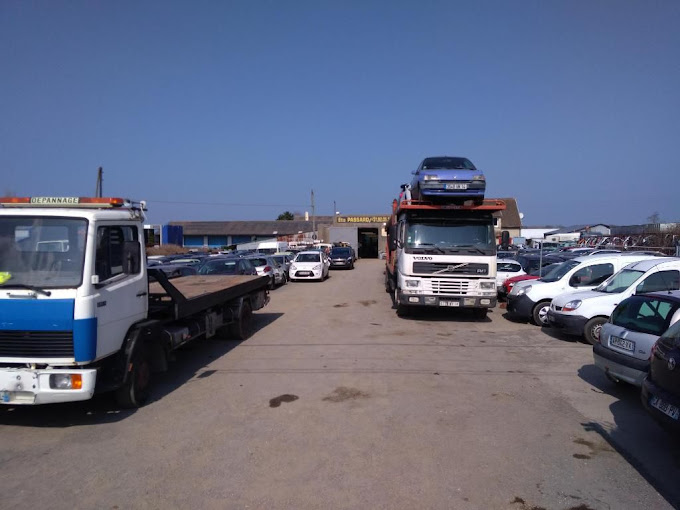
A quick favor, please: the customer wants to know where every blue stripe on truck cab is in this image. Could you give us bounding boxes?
[0,299,75,331]
[0,299,98,363]
[73,317,97,362]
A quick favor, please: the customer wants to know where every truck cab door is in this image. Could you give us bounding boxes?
[92,224,147,360]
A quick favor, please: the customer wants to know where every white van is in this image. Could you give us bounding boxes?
[506,254,658,326]
[548,257,680,344]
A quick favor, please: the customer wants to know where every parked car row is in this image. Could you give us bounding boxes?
[503,256,680,433]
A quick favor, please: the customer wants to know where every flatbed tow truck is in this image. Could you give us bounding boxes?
[0,197,269,407]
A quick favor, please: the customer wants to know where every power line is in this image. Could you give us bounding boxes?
[145,199,306,208]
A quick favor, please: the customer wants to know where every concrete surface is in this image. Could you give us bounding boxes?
[1,260,678,509]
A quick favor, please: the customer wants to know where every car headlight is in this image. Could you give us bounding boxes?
[562,300,582,312]
[405,280,420,288]
[423,175,439,181]
[480,281,495,290]
[516,285,532,296]
[472,175,486,181]
[313,264,321,270]
[290,264,297,271]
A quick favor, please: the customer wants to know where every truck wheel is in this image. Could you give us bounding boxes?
[230,301,253,340]
[584,317,607,345]
[394,288,410,317]
[531,301,551,326]
[115,343,152,409]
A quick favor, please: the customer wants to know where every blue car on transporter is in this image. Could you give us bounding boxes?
[409,156,486,203]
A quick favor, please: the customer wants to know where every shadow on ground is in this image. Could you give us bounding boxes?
[578,363,680,508]
[0,312,283,428]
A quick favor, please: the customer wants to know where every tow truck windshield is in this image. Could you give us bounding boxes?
[405,219,495,255]
[0,216,87,288]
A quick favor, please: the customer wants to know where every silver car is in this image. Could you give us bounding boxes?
[594,291,680,386]
[245,255,286,289]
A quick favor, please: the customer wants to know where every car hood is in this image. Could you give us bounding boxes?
[292,261,320,267]
[417,169,483,180]
[552,289,608,306]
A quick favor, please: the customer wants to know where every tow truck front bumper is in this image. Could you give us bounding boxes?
[0,367,97,405]
[396,293,496,309]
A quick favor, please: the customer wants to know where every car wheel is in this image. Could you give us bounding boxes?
[584,317,607,345]
[531,300,551,326]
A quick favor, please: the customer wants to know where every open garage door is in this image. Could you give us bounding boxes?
[328,227,358,255]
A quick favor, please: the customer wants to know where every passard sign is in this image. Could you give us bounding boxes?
[336,215,390,224]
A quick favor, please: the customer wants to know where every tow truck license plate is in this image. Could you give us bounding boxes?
[445,183,467,190]
[610,336,635,352]
[440,300,460,307]
[650,396,680,420]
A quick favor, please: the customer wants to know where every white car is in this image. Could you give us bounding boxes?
[289,251,330,281]
[496,259,525,290]
[548,257,680,344]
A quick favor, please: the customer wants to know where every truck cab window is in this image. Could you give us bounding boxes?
[96,226,139,281]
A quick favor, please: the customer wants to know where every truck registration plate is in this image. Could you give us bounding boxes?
[445,183,468,190]
[440,300,460,307]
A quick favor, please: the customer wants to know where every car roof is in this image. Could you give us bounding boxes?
[620,257,680,272]
[635,289,680,303]
[297,250,322,255]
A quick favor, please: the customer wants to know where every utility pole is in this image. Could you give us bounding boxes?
[95,167,103,197]
[333,200,337,223]
[311,189,316,238]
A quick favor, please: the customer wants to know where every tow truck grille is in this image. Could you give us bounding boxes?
[413,262,488,275]
[429,280,471,294]
[0,331,74,358]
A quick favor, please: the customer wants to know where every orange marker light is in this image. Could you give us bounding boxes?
[71,374,83,390]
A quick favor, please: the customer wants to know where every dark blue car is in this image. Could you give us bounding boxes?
[409,156,485,203]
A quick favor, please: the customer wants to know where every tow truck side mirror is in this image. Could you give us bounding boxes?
[123,241,141,274]
[388,225,397,251]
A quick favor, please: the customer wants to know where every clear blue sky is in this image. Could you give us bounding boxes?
[2,1,678,227]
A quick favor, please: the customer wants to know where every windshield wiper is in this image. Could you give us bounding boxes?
[453,244,488,255]
[0,283,52,296]
[415,243,446,254]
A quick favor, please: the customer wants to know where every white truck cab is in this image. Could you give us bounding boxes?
[548,257,680,344]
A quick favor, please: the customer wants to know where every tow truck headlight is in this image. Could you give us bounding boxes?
[49,374,83,390]
[562,300,582,312]
[480,281,495,290]
[405,280,420,288]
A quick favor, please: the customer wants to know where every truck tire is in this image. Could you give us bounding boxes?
[394,288,410,317]
[531,300,551,326]
[229,301,253,340]
[115,342,152,409]
[584,317,607,345]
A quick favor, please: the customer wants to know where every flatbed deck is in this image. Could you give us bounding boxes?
[148,272,269,320]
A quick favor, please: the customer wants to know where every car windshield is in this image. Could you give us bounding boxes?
[248,258,268,267]
[296,253,320,263]
[199,260,238,275]
[406,219,495,255]
[540,260,581,283]
[273,256,287,264]
[595,269,645,293]
[0,216,88,288]
[422,157,476,170]
[331,248,351,257]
